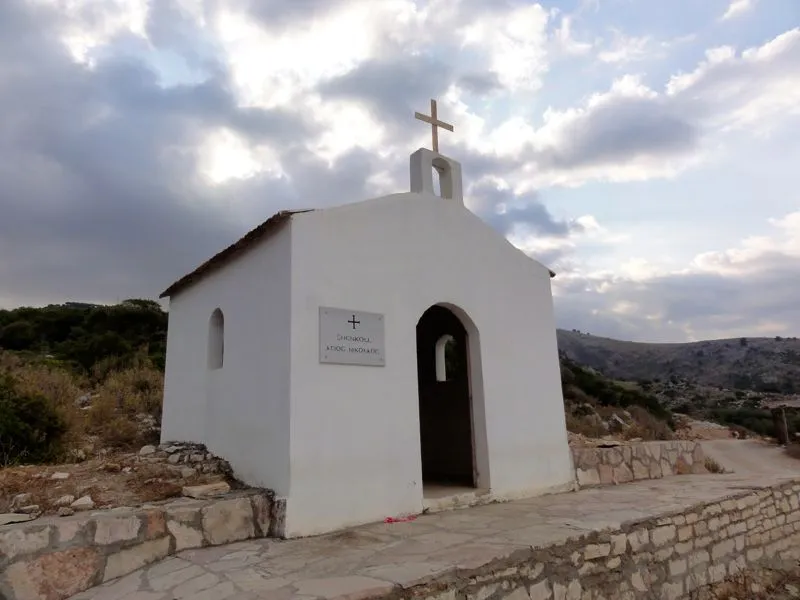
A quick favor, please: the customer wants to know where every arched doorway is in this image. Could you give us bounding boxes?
[416,305,476,489]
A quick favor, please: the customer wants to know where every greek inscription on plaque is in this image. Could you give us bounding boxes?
[319,307,385,366]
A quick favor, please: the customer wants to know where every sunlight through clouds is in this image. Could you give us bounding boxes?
[2,0,800,341]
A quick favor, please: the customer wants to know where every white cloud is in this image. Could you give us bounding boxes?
[460,4,550,92]
[597,31,653,64]
[554,210,800,341]
[481,28,800,188]
[691,211,800,275]
[215,4,380,108]
[554,15,593,56]
[31,0,150,65]
[4,0,800,343]
[197,128,284,184]
[721,0,756,21]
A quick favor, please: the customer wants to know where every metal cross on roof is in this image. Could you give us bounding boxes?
[414,99,454,154]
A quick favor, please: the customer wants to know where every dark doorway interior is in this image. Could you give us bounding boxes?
[416,305,475,488]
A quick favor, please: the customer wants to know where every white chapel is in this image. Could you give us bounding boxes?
[159,101,574,538]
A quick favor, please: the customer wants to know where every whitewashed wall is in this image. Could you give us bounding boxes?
[160,225,293,497]
[285,192,573,537]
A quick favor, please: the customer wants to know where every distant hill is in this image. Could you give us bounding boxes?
[557,329,800,393]
[0,300,167,372]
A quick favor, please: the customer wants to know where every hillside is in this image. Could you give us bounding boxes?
[557,329,800,393]
[0,300,167,373]
[0,301,692,468]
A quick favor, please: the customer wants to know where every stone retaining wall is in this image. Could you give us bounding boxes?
[0,490,276,600]
[572,441,706,488]
[391,479,800,600]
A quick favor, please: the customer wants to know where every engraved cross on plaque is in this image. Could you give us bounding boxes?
[348,314,361,330]
[414,98,454,154]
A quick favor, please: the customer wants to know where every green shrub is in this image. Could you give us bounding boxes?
[0,374,66,465]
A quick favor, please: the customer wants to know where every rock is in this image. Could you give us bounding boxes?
[50,472,70,480]
[190,453,204,463]
[139,445,157,456]
[17,505,40,515]
[182,482,231,499]
[786,584,800,597]
[0,513,35,526]
[10,493,32,511]
[94,514,142,545]
[54,494,76,507]
[122,467,132,474]
[167,453,181,464]
[71,495,95,511]
[58,507,75,517]
[4,547,102,599]
[103,537,170,582]
[609,414,628,430]
[165,445,183,454]
[181,467,197,479]
[201,497,256,545]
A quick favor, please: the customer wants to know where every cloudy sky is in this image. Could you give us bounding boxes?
[0,0,798,342]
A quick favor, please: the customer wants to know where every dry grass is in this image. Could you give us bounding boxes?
[86,360,163,449]
[624,406,674,441]
[689,567,800,599]
[0,349,164,461]
[785,443,800,460]
[565,401,677,442]
[0,453,223,513]
[704,456,726,474]
[565,413,608,438]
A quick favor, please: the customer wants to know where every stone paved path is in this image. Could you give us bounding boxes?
[701,439,800,477]
[69,460,798,600]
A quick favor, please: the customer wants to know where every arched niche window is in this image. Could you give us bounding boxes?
[435,334,454,382]
[208,308,224,370]
[432,157,454,199]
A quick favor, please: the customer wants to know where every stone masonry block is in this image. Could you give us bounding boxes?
[652,525,676,547]
[103,537,171,582]
[553,580,582,600]
[711,539,735,562]
[94,514,142,546]
[674,541,693,555]
[584,543,611,560]
[709,563,727,584]
[669,558,687,577]
[747,547,764,562]
[201,497,256,546]
[528,579,552,600]
[4,547,103,600]
[660,581,683,600]
[628,529,649,552]
[0,525,53,562]
[688,549,710,569]
[677,526,692,542]
[576,469,601,487]
[610,534,627,556]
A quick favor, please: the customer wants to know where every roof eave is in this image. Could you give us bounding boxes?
[159,209,312,299]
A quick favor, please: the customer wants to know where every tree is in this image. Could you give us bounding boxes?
[0,374,66,464]
[0,321,37,350]
[0,301,168,372]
